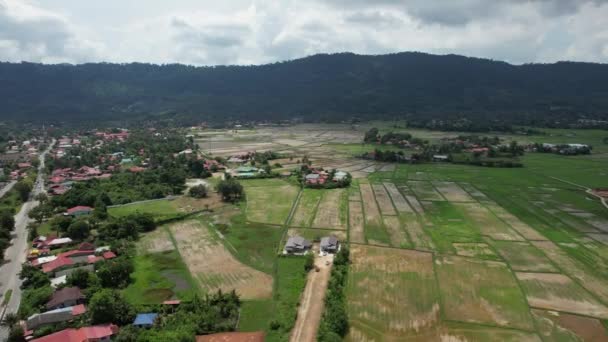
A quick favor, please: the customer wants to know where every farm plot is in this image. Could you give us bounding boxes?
[432,181,475,202]
[371,184,397,216]
[312,189,347,230]
[456,203,524,241]
[382,216,409,248]
[459,183,491,203]
[349,201,365,244]
[360,184,382,226]
[286,228,347,243]
[245,183,299,225]
[346,245,441,340]
[169,220,273,299]
[399,186,424,213]
[532,309,608,341]
[453,243,497,259]
[435,255,534,330]
[402,213,435,251]
[516,272,608,319]
[530,240,608,304]
[290,189,322,227]
[491,241,557,272]
[407,181,445,201]
[485,203,547,241]
[138,227,175,254]
[383,182,413,213]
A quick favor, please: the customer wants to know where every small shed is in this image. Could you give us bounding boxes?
[133,313,158,328]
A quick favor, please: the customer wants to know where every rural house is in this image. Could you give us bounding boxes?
[66,206,93,217]
[284,236,312,254]
[320,236,340,254]
[26,304,86,330]
[46,287,85,310]
[29,324,119,342]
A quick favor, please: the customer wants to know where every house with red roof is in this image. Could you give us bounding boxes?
[30,324,118,342]
[66,206,93,217]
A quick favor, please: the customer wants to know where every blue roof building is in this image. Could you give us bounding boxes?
[133,313,158,328]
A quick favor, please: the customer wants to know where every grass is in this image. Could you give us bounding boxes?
[264,257,308,342]
[222,214,284,274]
[346,245,440,340]
[435,255,534,330]
[238,300,275,332]
[108,199,181,220]
[123,249,198,304]
[244,182,299,225]
[2,289,12,306]
[289,188,322,227]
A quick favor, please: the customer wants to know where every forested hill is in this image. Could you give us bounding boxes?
[1,52,608,125]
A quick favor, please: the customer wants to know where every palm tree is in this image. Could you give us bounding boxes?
[1,312,19,328]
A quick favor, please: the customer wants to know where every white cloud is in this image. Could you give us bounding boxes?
[1,0,608,65]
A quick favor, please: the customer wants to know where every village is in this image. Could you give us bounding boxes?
[0,123,607,342]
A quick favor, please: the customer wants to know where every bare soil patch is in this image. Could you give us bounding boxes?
[349,201,365,244]
[169,220,273,299]
[533,309,608,342]
[516,272,608,319]
[312,189,347,230]
[485,203,546,240]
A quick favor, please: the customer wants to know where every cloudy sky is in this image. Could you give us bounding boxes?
[1,0,607,65]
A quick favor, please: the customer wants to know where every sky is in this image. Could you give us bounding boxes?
[1,0,607,66]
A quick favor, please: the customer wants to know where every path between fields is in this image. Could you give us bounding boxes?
[290,253,333,342]
[550,177,608,210]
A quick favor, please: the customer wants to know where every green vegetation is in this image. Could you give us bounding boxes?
[108,199,180,221]
[265,257,308,342]
[2,289,12,306]
[318,246,350,341]
[123,250,197,304]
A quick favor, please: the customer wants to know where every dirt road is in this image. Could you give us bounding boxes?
[290,253,333,342]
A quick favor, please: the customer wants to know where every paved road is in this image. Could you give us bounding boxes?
[0,181,17,199]
[0,140,53,339]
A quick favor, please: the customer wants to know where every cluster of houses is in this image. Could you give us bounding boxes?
[29,241,116,287]
[226,152,255,164]
[284,235,340,255]
[532,143,592,155]
[303,168,349,186]
[48,167,113,195]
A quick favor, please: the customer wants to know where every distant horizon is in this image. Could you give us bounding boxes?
[2,51,607,68]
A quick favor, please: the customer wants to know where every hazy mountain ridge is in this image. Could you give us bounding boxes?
[1,52,607,124]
